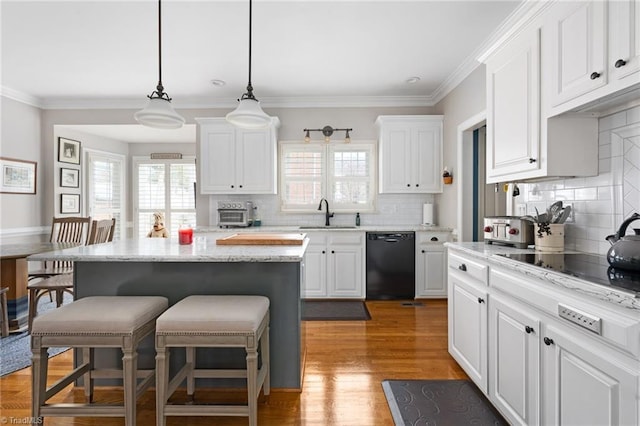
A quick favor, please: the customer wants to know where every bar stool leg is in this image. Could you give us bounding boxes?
[155,345,168,426]
[186,346,195,398]
[31,341,47,421]
[122,347,138,426]
[262,326,271,397]
[83,348,94,402]
[1,289,9,337]
[247,349,258,426]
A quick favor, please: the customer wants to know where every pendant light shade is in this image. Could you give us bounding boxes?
[226,0,271,129]
[135,0,184,129]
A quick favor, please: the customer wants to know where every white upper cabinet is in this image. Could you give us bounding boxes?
[545,0,640,115]
[196,117,279,194]
[486,27,541,182]
[547,1,607,107]
[484,11,599,184]
[376,115,443,194]
[609,0,640,82]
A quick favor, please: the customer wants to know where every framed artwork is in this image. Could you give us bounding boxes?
[58,137,81,165]
[60,193,80,214]
[0,157,37,194]
[60,167,79,188]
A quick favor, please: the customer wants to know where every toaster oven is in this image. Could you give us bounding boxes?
[484,216,534,248]
[217,201,254,228]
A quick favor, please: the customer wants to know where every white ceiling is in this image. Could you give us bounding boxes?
[2,0,525,111]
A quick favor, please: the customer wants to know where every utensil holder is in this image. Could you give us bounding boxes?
[535,224,565,252]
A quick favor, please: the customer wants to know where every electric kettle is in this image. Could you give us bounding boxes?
[606,212,640,271]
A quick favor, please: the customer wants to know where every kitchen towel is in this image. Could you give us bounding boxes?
[423,203,435,225]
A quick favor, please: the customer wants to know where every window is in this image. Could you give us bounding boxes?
[133,157,196,238]
[279,142,375,212]
[86,150,125,240]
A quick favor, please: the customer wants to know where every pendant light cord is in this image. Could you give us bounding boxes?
[158,0,162,88]
[248,0,252,89]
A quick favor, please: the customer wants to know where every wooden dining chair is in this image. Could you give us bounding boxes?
[28,216,91,281]
[27,218,116,331]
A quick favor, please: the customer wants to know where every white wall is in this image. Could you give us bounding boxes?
[0,97,44,242]
[433,66,488,236]
[515,105,640,255]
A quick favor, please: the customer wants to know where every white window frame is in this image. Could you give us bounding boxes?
[132,156,196,238]
[278,140,376,213]
[84,148,126,240]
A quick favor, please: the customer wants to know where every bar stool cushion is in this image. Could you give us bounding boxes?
[156,295,269,334]
[31,296,168,336]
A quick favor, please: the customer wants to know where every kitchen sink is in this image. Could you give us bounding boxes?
[299,225,357,229]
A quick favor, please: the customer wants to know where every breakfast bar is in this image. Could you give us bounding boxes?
[28,234,309,390]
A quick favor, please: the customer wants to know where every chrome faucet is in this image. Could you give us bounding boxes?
[318,198,334,226]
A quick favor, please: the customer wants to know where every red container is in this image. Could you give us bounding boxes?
[178,227,193,245]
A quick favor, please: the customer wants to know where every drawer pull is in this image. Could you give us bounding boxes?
[525,326,534,334]
[430,237,438,241]
[421,249,425,253]
[477,297,485,304]
[590,71,601,80]
[528,158,536,163]
[614,59,627,68]
[458,264,467,272]
[543,337,554,346]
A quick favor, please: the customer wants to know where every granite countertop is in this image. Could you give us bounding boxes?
[27,235,309,263]
[195,224,453,233]
[446,242,639,311]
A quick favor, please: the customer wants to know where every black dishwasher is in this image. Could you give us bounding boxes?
[366,232,415,299]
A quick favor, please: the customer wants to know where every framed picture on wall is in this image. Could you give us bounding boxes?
[58,137,81,165]
[60,193,80,214]
[60,167,79,188]
[0,157,37,194]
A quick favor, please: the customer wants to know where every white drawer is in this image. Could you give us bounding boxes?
[491,267,640,357]
[448,252,488,285]
[417,231,451,244]
[328,232,363,246]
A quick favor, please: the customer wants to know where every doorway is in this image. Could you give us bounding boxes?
[456,112,505,243]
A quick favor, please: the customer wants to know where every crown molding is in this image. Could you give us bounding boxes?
[476,0,556,63]
[0,86,43,108]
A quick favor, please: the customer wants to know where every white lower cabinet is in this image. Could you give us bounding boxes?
[447,248,640,426]
[415,231,450,298]
[448,252,489,393]
[489,293,541,426]
[302,232,364,299]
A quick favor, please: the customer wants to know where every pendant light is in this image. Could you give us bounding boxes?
[134,0,185,129]
[226,0,272,129]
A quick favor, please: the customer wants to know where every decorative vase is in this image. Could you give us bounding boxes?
[443,176,453,185]
[535,224,565,252]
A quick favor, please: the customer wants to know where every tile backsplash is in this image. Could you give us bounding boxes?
[209,193,436,228]
[515,105,640,255]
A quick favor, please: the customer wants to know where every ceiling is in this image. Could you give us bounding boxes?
[2,0,525,111]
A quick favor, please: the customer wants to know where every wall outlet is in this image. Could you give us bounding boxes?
[516,205,527,216]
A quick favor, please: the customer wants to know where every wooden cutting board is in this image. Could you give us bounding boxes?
[216,233,306,245]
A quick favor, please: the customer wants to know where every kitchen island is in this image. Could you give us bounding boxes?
[28,235,309,390]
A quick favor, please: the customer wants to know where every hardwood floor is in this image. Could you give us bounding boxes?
[0,300,467,425]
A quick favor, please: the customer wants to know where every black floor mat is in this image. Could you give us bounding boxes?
[301,300,371,320]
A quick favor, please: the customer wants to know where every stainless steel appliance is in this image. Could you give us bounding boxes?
[217,201,254,228]
[484,216,534,248]
[366,232,415,299]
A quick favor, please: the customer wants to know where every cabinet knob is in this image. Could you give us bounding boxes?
[458,264,467,271]
[407,184,411,187]
[415,184,419,187]
[525,326,534,334]
[590,71,601,80]
[614,59,627,68]
[529,158,537,163]
[543,337,554,346]
[331,250,335,254]
[322,250,325,254]
[430,237,438,241]
[421,249,426,253]
[477,297,485,304]
[239,185,243,188]
[230,185,234,188]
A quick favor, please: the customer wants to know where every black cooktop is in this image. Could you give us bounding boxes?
[497,253,640,296]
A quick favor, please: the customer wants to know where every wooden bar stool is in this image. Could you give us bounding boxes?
[31,296,168,425]
[155,295,270,426]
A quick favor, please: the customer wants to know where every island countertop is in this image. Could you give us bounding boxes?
[27,235,309,263]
